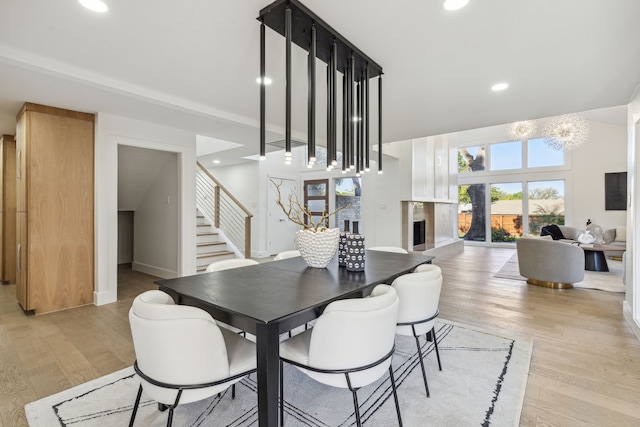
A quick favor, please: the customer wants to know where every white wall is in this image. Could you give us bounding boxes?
[132,154,179,278]
[117,211,133,264]
[94,113,196,305]
[570,121,627,230]
[626,90,640,337]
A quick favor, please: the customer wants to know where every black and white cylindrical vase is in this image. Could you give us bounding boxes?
[346,222,365,272]
[338,220,350,267]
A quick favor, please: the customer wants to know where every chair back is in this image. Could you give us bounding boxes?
[392,271,442,337]
[129,290,231,404]
[368,246,408,254]
[413,263,442,278]
[308,284,399,388]
[273,250,301,260]
[205,258,259,272]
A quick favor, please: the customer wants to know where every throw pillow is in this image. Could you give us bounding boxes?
[603,228,616,244]
[615,226,626,242]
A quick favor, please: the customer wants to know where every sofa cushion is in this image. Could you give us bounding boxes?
[557,226,583,241]
[603,228,616,245]
[615,226,626,242]
[523,234,553,240]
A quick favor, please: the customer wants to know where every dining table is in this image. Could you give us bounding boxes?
[156,249,434,426]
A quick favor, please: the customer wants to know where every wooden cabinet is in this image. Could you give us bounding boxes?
[16,103,95,314]
[1,134,16,284]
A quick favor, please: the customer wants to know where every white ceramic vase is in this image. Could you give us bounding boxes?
[295,228,340,268]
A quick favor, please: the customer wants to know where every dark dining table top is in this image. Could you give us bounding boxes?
[156,250,434,334]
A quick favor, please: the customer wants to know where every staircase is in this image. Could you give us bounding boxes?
[196,211,235,273]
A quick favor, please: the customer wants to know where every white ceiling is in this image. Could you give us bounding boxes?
[0,0,638,165]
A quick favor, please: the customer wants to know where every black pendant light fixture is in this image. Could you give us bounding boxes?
[258,0,384,174]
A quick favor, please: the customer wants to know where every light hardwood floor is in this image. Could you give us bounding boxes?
[1,249,639,426]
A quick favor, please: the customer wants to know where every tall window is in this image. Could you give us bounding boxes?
[491,182,522,242]
[527,180,565,235]
[458,138,568,244]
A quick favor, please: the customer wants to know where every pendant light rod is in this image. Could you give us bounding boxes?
[326,55,332,167]
[285,4,292,157]
[365,65,370,171]
[342,72,347,172]
[260,21,266,160]
[378,75,383,173]
[356,79,361,173]
[349,55,355,169]
[307,23,316,164]
[330,40,337,166]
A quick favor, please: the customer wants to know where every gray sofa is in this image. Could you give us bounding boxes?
[516,237,585,288]
[556,225,626,258]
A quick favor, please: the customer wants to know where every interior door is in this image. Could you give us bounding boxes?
[268,177,299,255]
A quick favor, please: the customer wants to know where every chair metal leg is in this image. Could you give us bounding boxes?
[388,366,403,427]
[414,335,430,397]
[345,373,362,427]
[167,408,174,427]
[351,389,362,427]
[280,359,285,427]
[128,384,143,427]
[232,383,236,399]
[165,390,182,427]
[430,328,442,371]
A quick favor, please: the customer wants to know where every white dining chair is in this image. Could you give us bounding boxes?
[413,263,442,276]
[368,246,409,254]
[279,284,402,427]
[391,271,443,397]
[204,258,259,335]
[205,258,259,272]
[128,290,256,427]
[273,250,301,260]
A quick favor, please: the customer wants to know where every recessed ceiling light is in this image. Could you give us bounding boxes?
[443,0,469,11]
[256,76,272,85]
[491,82,509,91]
[79,0,108,12]
[212,159,221,164]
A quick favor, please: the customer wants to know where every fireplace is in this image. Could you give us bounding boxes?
[402,201,434,251]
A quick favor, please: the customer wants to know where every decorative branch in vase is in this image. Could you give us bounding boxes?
[270,178,350,268]
[270,178,349,232]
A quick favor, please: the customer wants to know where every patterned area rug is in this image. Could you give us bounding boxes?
[25,319,532,427]
[494,253,625,292]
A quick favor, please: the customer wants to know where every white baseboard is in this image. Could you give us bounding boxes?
[623,301,640,342]
[94,289,117,306]
[132,262,177,279]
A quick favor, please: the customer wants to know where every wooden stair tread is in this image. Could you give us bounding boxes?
[197,251,234,259]
[197,241,226,247]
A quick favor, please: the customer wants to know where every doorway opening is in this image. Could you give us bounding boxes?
[117,145,179,296]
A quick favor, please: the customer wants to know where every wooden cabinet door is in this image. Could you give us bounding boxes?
[16,212,28,310]
[16,114,27,213]
[26,110,94,313]
[1,135,17,284]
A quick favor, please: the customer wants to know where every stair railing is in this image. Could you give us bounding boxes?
[196,162,252,258]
